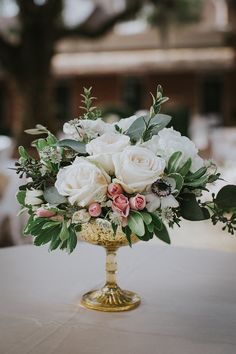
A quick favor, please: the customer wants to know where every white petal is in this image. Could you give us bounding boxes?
[160,195,179,209]
[146,194,161,212]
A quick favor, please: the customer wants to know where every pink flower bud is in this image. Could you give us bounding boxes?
[112,194,130,217]
[89,202,102,217]
[129,194,146,210]
[36,208,56,218]
[107,183,123,198]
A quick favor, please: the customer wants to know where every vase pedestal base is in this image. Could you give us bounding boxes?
[81,284,141,312]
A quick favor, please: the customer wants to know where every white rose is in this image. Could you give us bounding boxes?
[86,132,130,174]
[55,157,111,207]
[143,128,204,173]
[72,209,91,224]
[63,119,114,141]
[81,119,114,138]
[112,146,166,193]
[25,189,43,206]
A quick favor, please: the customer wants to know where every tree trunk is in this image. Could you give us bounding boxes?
[13,74,57,147]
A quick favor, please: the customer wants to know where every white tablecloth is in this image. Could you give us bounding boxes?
[1,243,236,354]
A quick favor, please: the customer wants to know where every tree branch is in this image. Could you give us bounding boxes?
[56,0,143,40]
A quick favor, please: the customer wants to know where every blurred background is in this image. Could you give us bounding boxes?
[0,0,236,250]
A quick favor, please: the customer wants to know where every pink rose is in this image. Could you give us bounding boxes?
[89,202,102,217]
[112,194,130,217]
[107,183,123,199]
[129,194,146,210]
[36,208,56,218]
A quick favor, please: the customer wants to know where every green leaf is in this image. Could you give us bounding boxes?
[177,158,192,177]
[18,146,30,160]
[128,211,145,237]
[179,193,210,221]
[46,133,57,145]
[168,173,184,194]
[208,173,221,183]
[49,235,61,251]
[24,217,48,235]
[42,221,61,230]
[140,211,152,225]
[167,151,182,173]
[44,186,67,205]
[24,128,48,135]
[150,213,162,230]
[58,139,87,154]
[16,190,26,206]
[126,116,146,142]
[34,227,55,246]
[59,222,70,241]
[147,223,154,233]
[154,222,171,244]
[23,215,34,235]
[215,185,236,210]
[122,226,132,247]
[146,114,172,134]
[139,224,153,241]
[184,175,209,188]
[185,167,208,182]
[67,228,78,253]
[35,138,48,151]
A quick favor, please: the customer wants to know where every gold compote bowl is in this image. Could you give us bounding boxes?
[78,220,140,312]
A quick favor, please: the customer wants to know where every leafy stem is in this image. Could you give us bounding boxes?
[80,87,101,120]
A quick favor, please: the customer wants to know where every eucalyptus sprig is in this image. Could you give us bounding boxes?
[149,84,169,118]
[80,87,101,120]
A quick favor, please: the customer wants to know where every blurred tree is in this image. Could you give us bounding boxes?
[147,0,203,46]
[0,0,142,146]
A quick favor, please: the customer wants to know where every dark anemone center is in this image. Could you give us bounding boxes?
[151,179,171,197]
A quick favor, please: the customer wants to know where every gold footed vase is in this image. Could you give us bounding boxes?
[78,220,141,312]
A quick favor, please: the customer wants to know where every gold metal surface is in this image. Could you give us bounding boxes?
[79,220,141,312]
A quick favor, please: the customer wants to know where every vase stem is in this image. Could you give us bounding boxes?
[105,248,117,286]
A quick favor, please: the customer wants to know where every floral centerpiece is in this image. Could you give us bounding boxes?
[15,86,236,311]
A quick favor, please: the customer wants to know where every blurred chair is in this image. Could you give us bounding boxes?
[0,135,14,162]
[0,137,29,246]
[210,127,236,164]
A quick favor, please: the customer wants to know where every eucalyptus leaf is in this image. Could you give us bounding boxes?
[146,114,172,134]
[58,139,87,154]
[126,116,146,142]
[43,187,67,205]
